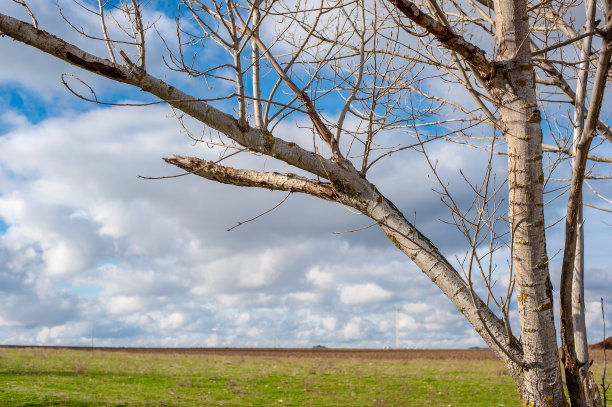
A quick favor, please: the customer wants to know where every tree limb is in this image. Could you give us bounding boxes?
[164,155,342,201]
[384,0,496,82]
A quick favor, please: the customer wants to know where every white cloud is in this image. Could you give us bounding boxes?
[340,283,392,305]
[247,327,262,338]
[160,312,187,330]
[104,295,147,315]
[235,312,251,325]
[342,317,363,340]
[42,240,91,276]
[36,325,67,344]
[306,267,334,290]
[237,250,282,289]
[321,316,337,331]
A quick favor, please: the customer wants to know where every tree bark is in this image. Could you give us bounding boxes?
[560,7,612,402]
[491,0,565,404]
[571,0,597,403]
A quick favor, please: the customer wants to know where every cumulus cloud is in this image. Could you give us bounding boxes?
[342,317,363,340]
[340,283,392,305]
[0,96,610,350]
[0,97,469,347]
[160,312,188,330]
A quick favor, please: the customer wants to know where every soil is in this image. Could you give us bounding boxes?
[2,345,610,361]
[589,337,612,350]
[0,345,497,360]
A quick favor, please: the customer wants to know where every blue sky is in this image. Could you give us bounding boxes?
[0,0,611,349]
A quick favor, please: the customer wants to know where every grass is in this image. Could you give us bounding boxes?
[0,347,609,406]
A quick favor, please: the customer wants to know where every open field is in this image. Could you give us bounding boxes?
[0,346,610,406]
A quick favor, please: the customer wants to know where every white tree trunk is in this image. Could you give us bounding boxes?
[491,0,565,404]
[572,0,596,401]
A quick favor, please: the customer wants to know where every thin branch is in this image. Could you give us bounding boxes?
[583,202,612,213]
[541,144,612,164]
[98,0,116,64]
[130,0,146,69]
[227,191,292,231]
[12,0,37,29]
[332,222,377,234]
[334,0,367,144]
[585,180,612,205]
[532,30,599,57]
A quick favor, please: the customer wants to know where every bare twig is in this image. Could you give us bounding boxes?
[531,30,599,57]
[98,0,116,64]
[12,0,37,29]
[227,191,292,231]
[332,222,377,234]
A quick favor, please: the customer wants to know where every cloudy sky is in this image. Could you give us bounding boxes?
[0,0,611,349]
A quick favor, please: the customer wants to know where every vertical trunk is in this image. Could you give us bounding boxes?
[492,0,565,404]
[572,0,596,401]
[561,0,612,404]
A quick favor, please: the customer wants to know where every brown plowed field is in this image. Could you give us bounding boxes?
[0,346,497,360]
[2,345,610,361]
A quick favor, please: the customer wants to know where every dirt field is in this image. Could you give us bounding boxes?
[0,345,496,359]
[1,345,609,361]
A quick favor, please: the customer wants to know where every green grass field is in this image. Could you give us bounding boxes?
[0,347,610,406]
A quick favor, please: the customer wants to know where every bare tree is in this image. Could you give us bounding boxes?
[1,0,612,405]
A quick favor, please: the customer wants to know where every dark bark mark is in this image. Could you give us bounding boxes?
[66,52,127,80]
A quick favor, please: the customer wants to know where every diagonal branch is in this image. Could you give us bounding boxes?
[165,158,525,376]
[164,155,342,201]
[384,0,496,82]
[542,144,612,164]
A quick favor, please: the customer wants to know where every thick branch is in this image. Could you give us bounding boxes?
[385,0,495,82]
[164,155,340,201]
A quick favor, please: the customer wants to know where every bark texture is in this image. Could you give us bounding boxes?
[491,0,565,404]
